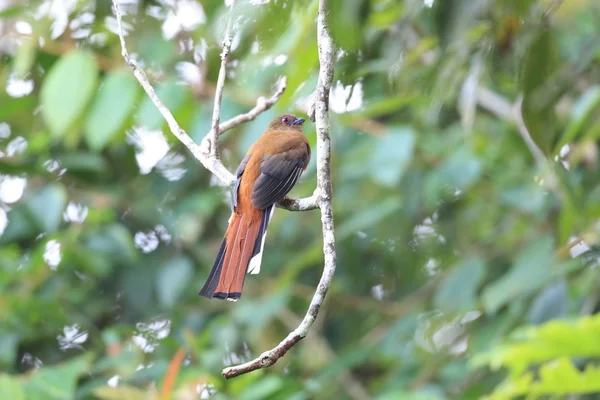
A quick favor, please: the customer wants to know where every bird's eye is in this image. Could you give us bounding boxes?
[281,116,289,124]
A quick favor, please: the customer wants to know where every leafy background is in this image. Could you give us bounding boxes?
[2,0,600,398]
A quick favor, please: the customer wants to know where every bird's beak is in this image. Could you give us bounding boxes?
[292,117,305,126]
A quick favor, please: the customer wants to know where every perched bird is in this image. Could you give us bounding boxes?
[199,114,311,301]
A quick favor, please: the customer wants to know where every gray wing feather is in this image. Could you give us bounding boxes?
[251,149,308,210]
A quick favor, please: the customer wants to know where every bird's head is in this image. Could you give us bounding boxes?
[268,114,305,132]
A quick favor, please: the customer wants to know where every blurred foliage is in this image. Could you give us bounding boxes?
[1,0,600,399]
[475,314,600,398]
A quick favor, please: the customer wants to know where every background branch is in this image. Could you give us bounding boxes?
[475,86,558,189]
[221,0,337,379]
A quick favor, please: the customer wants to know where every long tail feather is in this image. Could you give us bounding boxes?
[198,239,227,298]
[199,208,272,301]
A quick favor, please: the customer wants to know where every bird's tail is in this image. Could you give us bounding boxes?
[199,206,274,301]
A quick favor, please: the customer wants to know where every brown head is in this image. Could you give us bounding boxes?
[267,114,306,132]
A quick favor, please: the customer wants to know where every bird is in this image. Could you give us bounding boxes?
[199,114,311,301]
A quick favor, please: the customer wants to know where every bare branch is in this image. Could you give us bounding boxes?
[112,0,315,210]
[475,86,515,123]
[219,77,287,134]
[222,0,337,379]
[513,97,558,190]
[513,97,553,170]
[112,0,234,185]
[475,87,547,166]
[206,1,235,159]
[474,86,557,189]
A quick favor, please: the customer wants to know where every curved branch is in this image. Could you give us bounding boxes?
[474,86,557,190]
[222,0,336,379]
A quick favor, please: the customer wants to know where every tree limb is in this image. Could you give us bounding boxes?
[221,0,337,379]
[111,0,314,210]
[475,86,557,189]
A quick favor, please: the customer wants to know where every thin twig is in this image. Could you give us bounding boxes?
[513,96,554,175]
[474,87,543,164]
[218,77,287,134]
[207,1,235,159]
[221,0,336,378]
[111,0,315,210]
[474,86,557,189]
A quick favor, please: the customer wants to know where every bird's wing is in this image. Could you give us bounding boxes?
[251,145,309,210]
[232,153,251,211]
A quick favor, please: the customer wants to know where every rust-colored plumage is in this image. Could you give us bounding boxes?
[199,114,311,301]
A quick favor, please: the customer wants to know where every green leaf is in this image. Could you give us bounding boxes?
[24,184,67,233]
[85,224,138,265]
[434,0,492,47]
[484,359,600,399]
[357,95,420,118]
[57,152,108,173]
[527,281,568,325]
[13,36,36,79]
[478,315,600,399]
[0,375,25,400]
[556,86,600,152]
[482,236,555,314]
[556,166,585,245]
[156,256,193,309]
[377,389,445,400]
[40,50,98,138]
[367,3,403,29]
[93,385,148,400]
[434,257,486,313]
[85,71,139,151]
[0,332,18,367]
[330,0,365,50]
[0,208,37,243]
[369,127,416,187]
[439,146,481,190]
[23,355,91,400]
[233,290,290,332]
[520,28,561,154]
[337,196,401,240]
[135,81,187,130]
[239,376,284,400]
[318,345,372,380]
[0,5,26,17]
[501,184,546,213]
